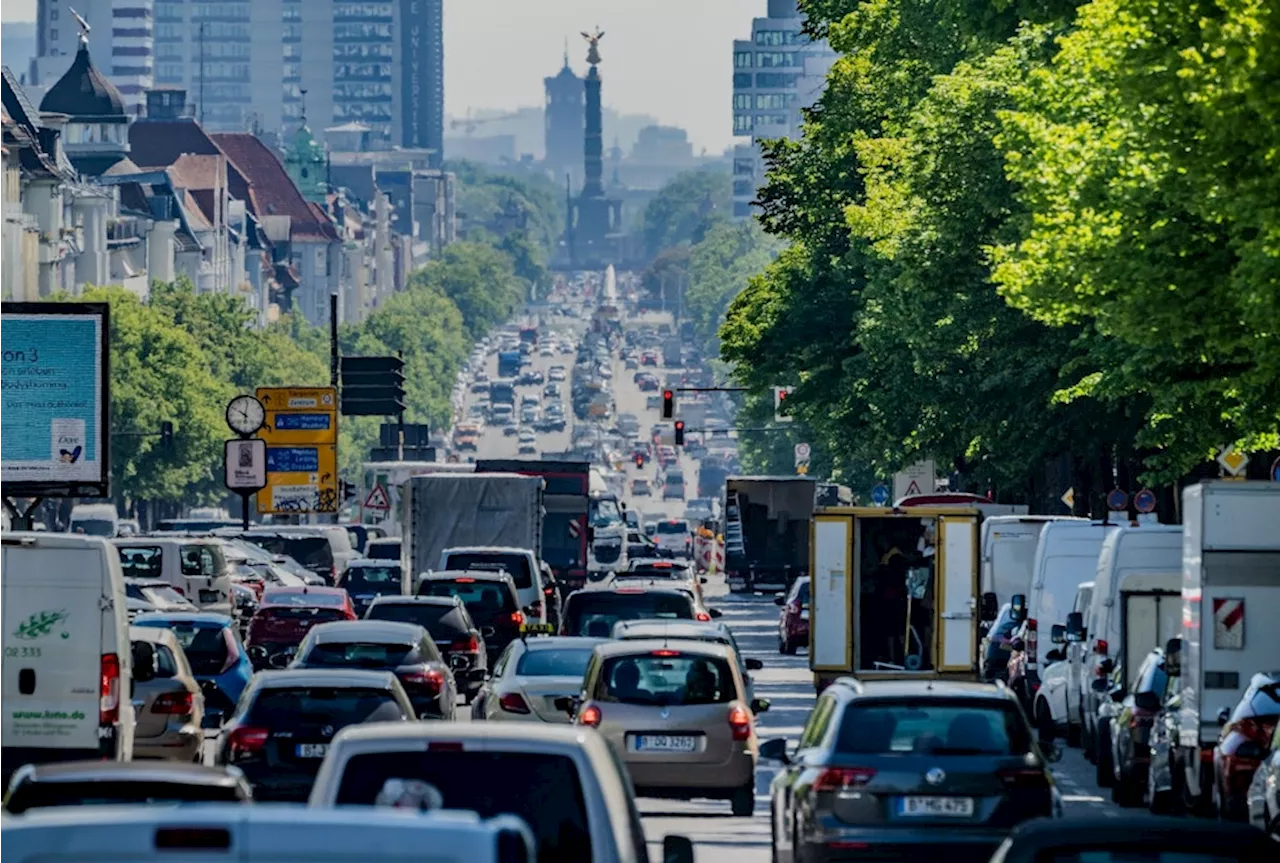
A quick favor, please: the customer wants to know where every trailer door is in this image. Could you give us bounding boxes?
[810,515,852,672]
[937,515,979,672]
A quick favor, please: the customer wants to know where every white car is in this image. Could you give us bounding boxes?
[651,519,692,558]
[473,636,605,722]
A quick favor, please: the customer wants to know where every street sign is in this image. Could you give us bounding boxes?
[223,439,266,491]
[794,442,811,462]
[256,386,338,514]
[795,463,809,475]
[363,482,391,511]
[1106,488,1129,512]
[1133,488,1157,514]
[871,484,890,506]
[1060,487,1075,511]
[893,460,935,501]
[1217,446,1248,477]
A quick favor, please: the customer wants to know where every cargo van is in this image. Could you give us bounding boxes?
[113,538,234,615]
[67,503,119,538]
[1,534,136,782]
[980,516,1085,606]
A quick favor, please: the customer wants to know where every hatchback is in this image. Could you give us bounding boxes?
[132,612,253,721]
[129,626,204,761]
[418,570,525,665]
[474,635,605,722]
[337,559,405,616]
[365,595,488,702]
[245,586,357,670]
[560,587,699,637]
[775,577,811,655]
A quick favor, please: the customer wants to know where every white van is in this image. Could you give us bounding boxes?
[113,538,234,615]
[981,516,1085,605]
[67,503,119,538]
[0,804,536,863]
[1077,525,1182,754]
[1,534,134,781]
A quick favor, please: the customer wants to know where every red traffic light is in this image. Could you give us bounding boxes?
[674,420,685,446]
[662,389,675,420]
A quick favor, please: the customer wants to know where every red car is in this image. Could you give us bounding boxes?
[775,577,810,655]
[640,351,658,367]
[245,586,356,669]
[1212,672,1280,820]
[657,445,678,467]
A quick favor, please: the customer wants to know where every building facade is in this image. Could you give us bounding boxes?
[544,52,584,186]
[31,0,154,114]
[730,0,833,219]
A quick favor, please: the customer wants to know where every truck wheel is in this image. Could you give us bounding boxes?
[731,782,755,817]
[1095,721,1114,788]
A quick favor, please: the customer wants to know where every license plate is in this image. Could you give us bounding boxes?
[296,743,328,758]
[899,796,974,817]
[800,610,810,620]
[199,589,221,604]
[635,735,697,752]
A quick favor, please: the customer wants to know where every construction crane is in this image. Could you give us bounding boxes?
[449,111,523,135]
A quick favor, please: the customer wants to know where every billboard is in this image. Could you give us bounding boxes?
[1,303,110,497]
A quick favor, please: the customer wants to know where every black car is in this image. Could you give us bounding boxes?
[1109,646,1172,806]
[764,679,1059,863]
[4,762,252,813]
[216,669,415,801]
[337,560,404,617]
[417,570,524,666]
[364,595,489,703]
[560,587,698,637]
[290,620,457,720]
[991,815,1274,863]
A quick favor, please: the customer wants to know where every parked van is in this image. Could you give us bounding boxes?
[1,534,135,782]
[67,503,119,537]
[980,516,1085,605]
[1077,525,1182,755]
[114,538,234,615]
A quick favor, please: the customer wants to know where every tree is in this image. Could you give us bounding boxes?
[406,242,524,341]
[683,221,780,355]
[641,170,732,259]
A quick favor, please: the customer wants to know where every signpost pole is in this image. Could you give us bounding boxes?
[240,491,250,532]
[329,293,339,387]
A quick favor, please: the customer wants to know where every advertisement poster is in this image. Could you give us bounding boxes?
[1,303,110,495]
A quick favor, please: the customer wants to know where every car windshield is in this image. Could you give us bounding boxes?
[333,751,591,863]
[444,553,532,589]
[304,641,417,668]
[516,648,595,678]
[597,654,735,706]
[589,498,622,528]
[7,781,242,813]
[343,566,401,593]
[564,593,695,637]
[366,604,468,639]
[835,700,1031,755]
[246,687,406,725]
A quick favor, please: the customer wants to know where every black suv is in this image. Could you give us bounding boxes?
[417,570,523,665]
[763,678,1060,863]
[364,595,489,703]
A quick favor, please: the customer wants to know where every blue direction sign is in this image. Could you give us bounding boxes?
[871,484,890,506]
[1107,488,1129,512]
[1133,488,1157,514]
[266,447,320,473]
[274,413,332,431]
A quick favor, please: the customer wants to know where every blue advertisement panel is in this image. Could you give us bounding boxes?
[1,303,110,495]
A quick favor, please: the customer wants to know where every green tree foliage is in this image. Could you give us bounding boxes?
[407,242,524,341]
[683,221,781,355]
[641,169,732,259]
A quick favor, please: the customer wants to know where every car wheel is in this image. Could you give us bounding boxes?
[1095,720,1114,788]
[1149,781,1173,815]
[1067,720,1082,748]
[731,782,755,817]
[782,637,797,656]
[770,805,779,863]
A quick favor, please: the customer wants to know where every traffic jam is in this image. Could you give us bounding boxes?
[2,272,1277,863]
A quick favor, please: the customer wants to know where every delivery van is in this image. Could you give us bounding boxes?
[113,538,234,615]
[2,533,135,782]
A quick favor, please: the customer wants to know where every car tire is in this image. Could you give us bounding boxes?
[1149,783,1173,815]
[1096,720,1114,788]
[731,782,755,817]
[1067,720,1082,748]
[781,637,797,656]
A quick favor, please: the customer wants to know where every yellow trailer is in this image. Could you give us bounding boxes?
[809,506,982,692]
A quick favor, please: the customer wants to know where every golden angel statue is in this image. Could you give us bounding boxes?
[581,27,605,65]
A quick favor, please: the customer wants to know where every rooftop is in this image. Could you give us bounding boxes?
[39,42,126,120]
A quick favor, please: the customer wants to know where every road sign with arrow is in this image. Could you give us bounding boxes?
[256,386,338,514]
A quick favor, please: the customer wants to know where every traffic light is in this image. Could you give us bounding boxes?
[159,421,174,450]
[341,480,358,501]
[674,420,685,447]
[774,386,794,423]
[341,356,406,416]
[661,389,675,420]
[634,453,645,468]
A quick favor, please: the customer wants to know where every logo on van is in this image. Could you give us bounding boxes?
[14,610,70,640]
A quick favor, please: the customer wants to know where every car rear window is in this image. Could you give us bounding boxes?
[257,606,349,624]
[597,654,735,706]
[246,687,406,726]
[628,564,685,579]
[334,750,591,863]
[656,521,688,534]
[564,592,695,637]
[418,580,517,619]
[303,641,421,668]
[792,580,810,605]
[248,536,333,569]
[834,700,1032,755]
[366,603,468,639]
[6,781,243,813]
[1232,679,1280,721]
[443,553,532,590]
[516,648,595,678]
[263,590,346,608]
[342,565,402,593]
[168,625,231,676]
[365,542,400,561]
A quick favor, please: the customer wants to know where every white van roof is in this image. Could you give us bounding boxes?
[69,503,117,519]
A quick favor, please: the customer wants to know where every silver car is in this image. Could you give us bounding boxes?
[473,636,605,722]
[129,626,204,761]
[612,619,763,701]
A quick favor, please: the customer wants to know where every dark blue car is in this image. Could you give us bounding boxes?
[133,612,253,723]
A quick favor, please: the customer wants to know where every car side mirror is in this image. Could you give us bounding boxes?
[131,641,156,683]
[663,835,695,863]
[707,608,723,619]
[1217,706,1231,727]
[700,577,708,585]
[1050,624,1066,645]
[745,658,764,671]
[750,697,771,715]
[759,737,790,764]
[774,595,785,606]
[980,592,999,622]
[1065,612,1086,642]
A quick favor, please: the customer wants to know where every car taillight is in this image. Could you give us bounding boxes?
[728,705,752,741]
[330,564,338,583]
[695,611,711,622]
[151,691,195,715]
[1095,639,1109,656]
[998,767,1050,790]
[227,726,269,759]
[499,693,531,714]
[1026,619,1039,666]
[1233,717,1274,745]
[509,611,525,625]
[579,704,602,727]
[401,668,446,693]
[813,767,876,791]
[99,653,120,725]
[171,585,186,596]
[451,635,480,653]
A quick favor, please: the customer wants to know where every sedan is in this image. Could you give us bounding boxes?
[631,477,652,496]
[474,635,605,722]
[129,626,204,761]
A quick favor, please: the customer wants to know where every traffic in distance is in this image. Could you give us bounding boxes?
[2,270,1277,863]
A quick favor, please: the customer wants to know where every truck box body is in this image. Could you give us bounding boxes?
[723,477,815,592]
[401,474,544,583]
[361,461,475,535]
[980,516,1086,606]
[475,459,590,590]
[809,507,981,691]
[497,351,521,378]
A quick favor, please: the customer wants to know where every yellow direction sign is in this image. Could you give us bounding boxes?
[1060,487,1075,510]
[256,386,338,514]
[1217,446,1248,477]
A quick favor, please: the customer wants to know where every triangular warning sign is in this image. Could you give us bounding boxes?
[364,483,391,511]
[905,480,922,495]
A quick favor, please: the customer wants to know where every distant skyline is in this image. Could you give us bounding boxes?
[1,0,765,152]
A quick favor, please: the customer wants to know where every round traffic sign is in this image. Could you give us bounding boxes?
[794,442,811,459]
[871,484,890,506]
[1106,488,1129,512]
[1133,488,1157,514]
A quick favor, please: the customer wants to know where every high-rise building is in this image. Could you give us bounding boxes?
[544,50,584,185]
[730,0,833,218]
[31,0,154,115]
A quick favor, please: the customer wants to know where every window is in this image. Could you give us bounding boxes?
[757,51,800,68]
[516,648,595,678]
[119,546,163,578]
[154,645,179,678]
[563,592,695,637]
[596,654,736,706]
[733,201,753,218]
[733,72,752,89]
[246,687,405,726]
[303,640,420,668]
[734,51,753,68]
[756,73,799,89]
[733,114,753,134]
[733,180,755,197]
[733,158,756,176]
[732,93,752,110]
[341,565,401,593]
[755,113,789,128]
[180,545,220,577]
[50,28,59,41]
[756,93,794,110]
[799,694,837,749]
[834,700,1032,755]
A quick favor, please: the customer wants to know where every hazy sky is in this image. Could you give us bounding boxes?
[3,0,761,152]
